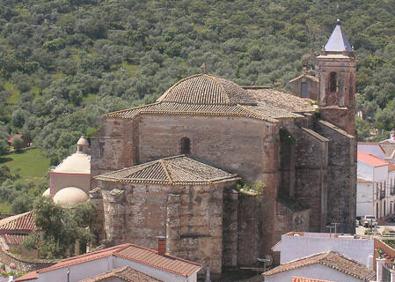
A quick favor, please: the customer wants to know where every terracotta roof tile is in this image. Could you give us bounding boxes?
[358,152,388,167]
[39,244,130,273]
[95,155,240,185]
[1,234,28,245]
[105,74,316,123]
[0,211,36,233]
[81,266,161,282]
[15,270,39,281]
[105,102,278,122]
[292,277,333,282]
[157,74,255,105]
[17,243,201,281]
[245,88,316,113]
[263,251,375,281]
[114,244,201,277]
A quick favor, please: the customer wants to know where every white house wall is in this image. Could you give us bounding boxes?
[356,182,374,217]
[358,162,374,181]
[37,257,113,282]
[264,264,361,282]
[276,234,374,266]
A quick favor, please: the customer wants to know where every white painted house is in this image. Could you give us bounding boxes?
[263,251,375,282]
[357,149,395,219]
[15,241,201,282]
[272,232,374,267]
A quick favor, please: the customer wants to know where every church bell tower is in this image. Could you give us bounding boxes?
[317,19,356,135]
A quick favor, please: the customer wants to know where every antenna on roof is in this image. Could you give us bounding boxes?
[200,63,208,74]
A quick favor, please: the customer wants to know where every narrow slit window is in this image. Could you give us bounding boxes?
[180,137,191,155]
[329,72,337,92]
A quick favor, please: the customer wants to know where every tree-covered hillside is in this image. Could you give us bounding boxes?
[0,0,394,164]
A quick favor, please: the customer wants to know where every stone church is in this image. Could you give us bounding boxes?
[89,21,357,275]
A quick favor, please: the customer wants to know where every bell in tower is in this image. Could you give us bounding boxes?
[316,19,356,136]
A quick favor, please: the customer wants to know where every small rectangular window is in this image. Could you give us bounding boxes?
[301,81,308,98]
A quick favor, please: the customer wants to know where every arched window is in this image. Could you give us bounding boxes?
[180,137,191,155]
[329,72,337,92]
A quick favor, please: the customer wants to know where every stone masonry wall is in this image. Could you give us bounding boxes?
[99,180,229,274]
[137,115,274,182]
[294,127,329,231]
[314,120,356,233]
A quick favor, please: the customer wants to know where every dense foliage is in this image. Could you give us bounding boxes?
[0,0,394,163]
[23,198,95,259]
[0,165,46,214]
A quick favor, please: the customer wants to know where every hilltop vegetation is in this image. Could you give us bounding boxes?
[0,0,394,164]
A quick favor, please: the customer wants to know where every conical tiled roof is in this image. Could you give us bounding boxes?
[157,74,256,105]
[325,19,352,52]
[95,155,239,185]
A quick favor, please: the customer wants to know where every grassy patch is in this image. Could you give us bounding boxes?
[0,148,50,183]
[82,93,97,104]
[121,62,139,76]
[4,81,21,105]
[0,201,11,214]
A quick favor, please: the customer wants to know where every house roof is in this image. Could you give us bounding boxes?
[114,244,201,277]
[16,243,201,281]
[324,19,353,52]
[358,143,385,159]
[95,155,240,185]
[80,266,161,282]
[358,152,388,167]
[288,73,319,84]
[0,234,28,246]
[15,244,131,281]
[263,251,375,281]
[292,277,334,282]
[105,74,315,123]
[0,211,36,233]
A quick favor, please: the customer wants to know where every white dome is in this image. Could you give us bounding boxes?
[77,136,89,146]
[53,187,88,208]
[42,188,50,198]
[52,152,91,174]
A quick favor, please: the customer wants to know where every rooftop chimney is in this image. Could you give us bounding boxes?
[157,236,166,256]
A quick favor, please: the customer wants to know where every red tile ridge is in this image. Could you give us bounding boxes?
[38,243,131,273]
[358,152,388,167]
[15,270,39,281]
[113,243,201,277]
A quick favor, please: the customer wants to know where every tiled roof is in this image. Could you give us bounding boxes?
[17,243,201,281]
[16,244,131,281]
[292,277,333,282]
[15,270,39,282]
[358,152,388,167]
[288,74,319,83]
[105,74,316,122]
[95,155,239,185]
[0,211,36,233]
[263,251,375,281]
[245,89,316,113]
[0,234,28,245]
[114,244,201,277]
[157,74,256,105]
[105,102,279,122]
[81,266,161,282]
[358,143,385,159]
[41,244,130,273]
